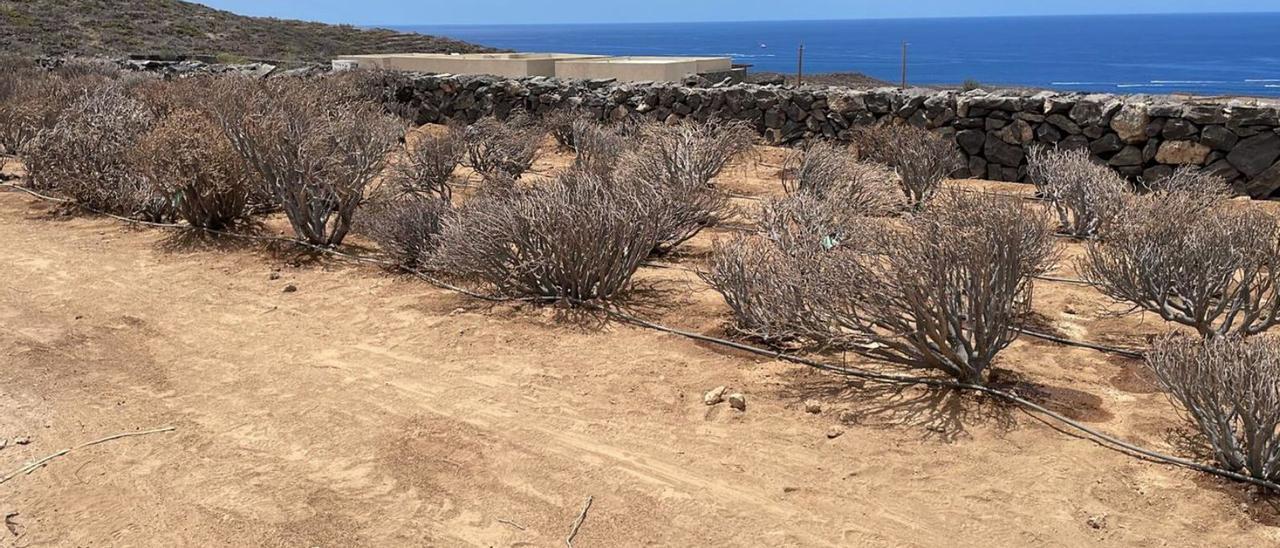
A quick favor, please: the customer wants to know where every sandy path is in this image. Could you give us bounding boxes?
[0,163,1278,546]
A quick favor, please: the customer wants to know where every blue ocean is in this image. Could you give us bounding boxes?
[398,13,1280,97]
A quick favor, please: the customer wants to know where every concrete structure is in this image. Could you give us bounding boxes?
[333,52,736,82]
[554,56,733,83]
[334,53,606,78]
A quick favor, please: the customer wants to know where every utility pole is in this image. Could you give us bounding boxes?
[900,41,909,90]
[796,42,805,86]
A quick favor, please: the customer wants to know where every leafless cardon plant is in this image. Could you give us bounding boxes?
[461,116,543,181]
[24,83,169,219]
[1144,165,1233,203]
[569,117,626,176]
[1147,333,1280,481]
[630,118,753,188]
[542,107,584,150]
[1079,194,1280,338]
[433,169,661,303]
[826,190,1057,382]
[0,71,94,160]
[706,190,1057,384]
[1027,145,1128,238]
[388,126,463,201]
[781,141,903,216]
[133,108,252,229]
[620,119,752,255]
[359,195,452,269]
[212,78,403,246]
[855,124,961,208]
[702,234,821,344]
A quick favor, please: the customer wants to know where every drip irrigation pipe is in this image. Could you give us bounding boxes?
[3,181,1273,493]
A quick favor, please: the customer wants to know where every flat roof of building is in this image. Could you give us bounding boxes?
[557,55,729,64]
[336,52,604,61]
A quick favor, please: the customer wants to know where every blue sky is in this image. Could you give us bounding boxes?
[196,0,1280,25]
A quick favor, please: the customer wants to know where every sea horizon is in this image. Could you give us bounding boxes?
[395,12,1280,97]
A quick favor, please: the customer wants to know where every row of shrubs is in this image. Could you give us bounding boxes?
[2,64,1278,487]
[1027,146,1280,483]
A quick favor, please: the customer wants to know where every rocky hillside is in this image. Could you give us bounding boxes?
[0,0,495,63]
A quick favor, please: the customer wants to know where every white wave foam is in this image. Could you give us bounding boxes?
[1149,80,1226,84]
[1245,79,1280,82]
[1050,81,1115,86]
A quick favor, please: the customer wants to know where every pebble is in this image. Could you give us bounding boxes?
[804,400,822,414]
[826,427,845,439]
[13,437,29,446]
[703,386,727,406]
[0,438,6,450]
[1086,514,1108,530]
[727,393,747,411]
[269,272,281,280]
[282,284,298,293]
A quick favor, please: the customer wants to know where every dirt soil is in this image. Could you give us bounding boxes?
[2,143,1279,547]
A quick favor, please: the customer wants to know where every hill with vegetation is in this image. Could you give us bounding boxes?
[0,0,495,63]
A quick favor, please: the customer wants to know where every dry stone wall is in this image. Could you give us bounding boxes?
[373,72,1280,198]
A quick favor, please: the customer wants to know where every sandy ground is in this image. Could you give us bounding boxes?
[1,143,1279,547]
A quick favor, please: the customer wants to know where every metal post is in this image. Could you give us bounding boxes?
[900,41,909,90]
[797,43,805,86]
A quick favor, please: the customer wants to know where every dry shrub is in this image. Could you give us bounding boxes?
[570,118,626,176]
[782,141,903,217]
[1079,195,1280,338]
[461,116,543,181]
[433,169,661,302]
[855,124,961,207]
[1146,165,1233,200]
[212,78,403,246]
[129,76,214,119]
[24,84,168,219]
[706,190,1057,383]
[359,196,451,269]
[629,118,753,188]
[50,58,123,80]
[756,192,866,255]
[1027,145,1128,238]
[133,108,251,229]
[836,190,1057,382]
[620,119,752,255]
[542,108,584,150]
[1147,334,1280,481]
[389,126,463,201]
[704,235,820,343]
[0,72,87,158]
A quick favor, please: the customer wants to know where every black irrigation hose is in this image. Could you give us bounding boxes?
[1016,328,1146,359]
[589,307,1280,493]
[4,182,1277,494]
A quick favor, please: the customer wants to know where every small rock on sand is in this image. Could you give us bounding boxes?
[826,427,845,439]
[727,393,747,411]
[13,437,29,446]
[704,386,727,406]
[282,284,298,293]
[269,272,281,280]
[804,400,822,414]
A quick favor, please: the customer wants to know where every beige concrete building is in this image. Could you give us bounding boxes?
[333,53,606,78]
[333,52,738,83]
[553,56,733,83]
